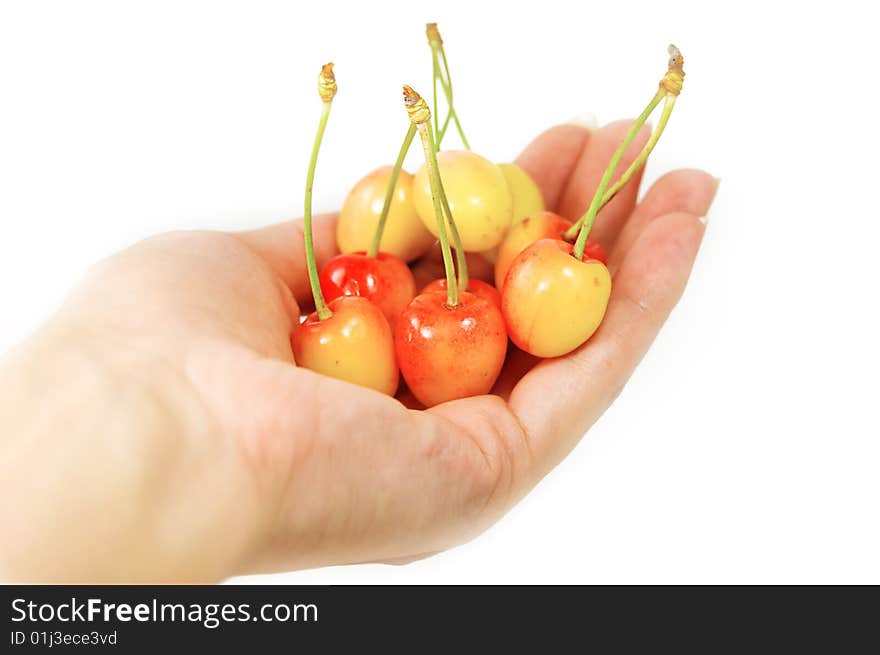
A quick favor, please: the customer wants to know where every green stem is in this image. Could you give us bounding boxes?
[435,43,452,90]
[436,111,452,148]
[304,101,333,320]
[416,121,459,307]
[439,47,470,149]
[571,90,665,256]
[566,91,676,239]
[603,94,676,207]
[431,43,470,150]
[440,189,469,292]
[367,124,416,258]
[432,50,441,142]
[437,106,469,150]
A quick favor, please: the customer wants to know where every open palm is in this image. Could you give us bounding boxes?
[31,120,716,581]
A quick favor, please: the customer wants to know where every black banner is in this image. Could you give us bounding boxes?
[2,585,877,650]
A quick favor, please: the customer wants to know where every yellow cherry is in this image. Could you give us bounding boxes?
[498,163,544,222]
[495,211,573,289]
[292,296,399,396]
[337,166,435,263]
[494,212,608,290]
[501,239,611,358]
[412,150,513,252]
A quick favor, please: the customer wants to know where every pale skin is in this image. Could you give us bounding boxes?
[0,120,718,582]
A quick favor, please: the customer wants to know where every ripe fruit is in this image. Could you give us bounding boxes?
[397,85,509,407]
[422,278,501,311]
[498,163,544,221]
[412,150,513,251]
[284,39,688,407]
[319,252,416,328]
[293,296,399,395]
[396,291,507,406]
[494,211,607,290]
[292,63,398,396]
[336,167,435,262]
[501,239,611,358]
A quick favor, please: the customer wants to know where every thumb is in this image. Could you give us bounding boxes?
[234,214,340,307]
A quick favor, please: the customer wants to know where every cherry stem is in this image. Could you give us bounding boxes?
[565,92,677,240]
[440,186,469,291]
[432,51,441,141]
[304,99,333,320]
[431,43,470,150]
[606,94,677,202]
[572,89,665,258]
[439,47,470,149]
[367,123,416,258]
[437,111,453,148]
[417,120,459,307]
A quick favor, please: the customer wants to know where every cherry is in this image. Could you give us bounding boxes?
[319,251,416,328]
[501,238,611,358]
[336,166,435,263]
[396,291,506,406]
[412,150,513,252]
[494,211,606,290]
[294,296,398,396]
[498,163,544,222]
[396,85,509,406]
[290,63,398,396]
[500,46,687,359]
[422,277,501,311]
[479,163,545,265]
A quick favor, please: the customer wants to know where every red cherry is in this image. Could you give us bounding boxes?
[421,278,501,311]
[395,291,508,407]
[319,251,416,328]
[581,238,607,265]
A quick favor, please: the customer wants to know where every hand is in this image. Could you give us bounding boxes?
[0,121,717,582]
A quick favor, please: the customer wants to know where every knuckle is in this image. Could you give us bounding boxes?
[448,398,532,514]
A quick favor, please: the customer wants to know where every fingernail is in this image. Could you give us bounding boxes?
[698,214,708,226]
[566,112,598,130]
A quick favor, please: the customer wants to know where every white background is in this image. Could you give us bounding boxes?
[1,1,877,583]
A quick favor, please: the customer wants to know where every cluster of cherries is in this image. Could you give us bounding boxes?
[292,26,686,407]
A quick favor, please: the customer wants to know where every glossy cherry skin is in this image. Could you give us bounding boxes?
[494,211,607,290]
[481,163,545,265]
[336,166,435,262]
[292,296,398,396]
[412,150,513,252]
[498,163,545,221]
[421,278,501,312]
[501,238,611,358]
[319,252,416,328]
[395,291,508,407]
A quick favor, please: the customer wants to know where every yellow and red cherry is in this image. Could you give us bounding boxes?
[498,163,544,221]
[501,238,611,358]
[336,167,435,263]
[292,65,399,396]
[494,211,607,290]
[395,290,507,407]
[319,251,416,328]
[293,297,399,396]
[422,278,501,311]
[412,150,513,252]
